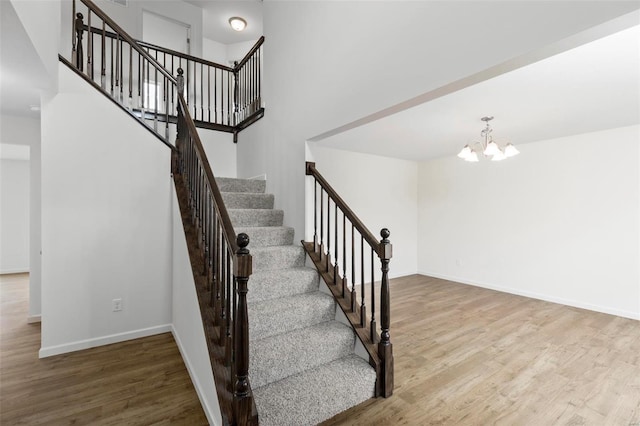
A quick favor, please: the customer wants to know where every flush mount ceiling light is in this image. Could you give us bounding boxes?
[457,116,519,162]
[229,17,247,32]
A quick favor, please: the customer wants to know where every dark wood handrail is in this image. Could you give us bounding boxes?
[82,24,236,73]
[235,36,265,70]
[177,92,238,253]
[175,71,255,422]
[306,162,381,256]
[304,160,394,398]
[78,0,176,84]
[138,39,235,73]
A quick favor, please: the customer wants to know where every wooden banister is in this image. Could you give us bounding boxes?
[235,36,265,70]
[176,84,238,251]
[71,0,264,143]
[175,69,256,424]
[82,24,235,73]
[306,162,381,254]
[66,2,261,421]
[304,161,394,398]
[77,0,176,84]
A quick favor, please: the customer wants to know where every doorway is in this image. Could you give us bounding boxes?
[141,10,191,55]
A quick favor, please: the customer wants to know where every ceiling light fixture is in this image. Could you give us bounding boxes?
[457,116,519,162]
[229,17,247,32]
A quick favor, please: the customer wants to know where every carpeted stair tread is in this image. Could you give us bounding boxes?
[229,209,284,227]
[208,175,378,424]
[236,226,295,247]
[249,292,335,341]
[249,321,354,388]
[216,177,265,193]
[247,267,319,304]
[251,246,306,270]
[253,354,377,426]
[222,192,274,209]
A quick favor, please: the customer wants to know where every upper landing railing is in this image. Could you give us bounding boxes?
[69,0,264,145]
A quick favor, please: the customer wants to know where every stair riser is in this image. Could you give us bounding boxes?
[247,268,319,304]
[253,355,377,426]
[251,247,306,270]
[229,209,284,227]
[236,227,294,247]
[222,193,274,209]
[249,323,354,388]
[249,297,335,341]
[216,177,266,193]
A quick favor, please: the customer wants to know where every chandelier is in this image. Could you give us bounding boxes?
[457,116,519,162]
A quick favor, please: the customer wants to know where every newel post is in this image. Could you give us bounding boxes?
[173,68,185,173]
[378,228,394,397]
[176,68,185,141]
[74,13,84,71]
[233,61,239,126]
[177,68,185,97]
[234,233,253,424]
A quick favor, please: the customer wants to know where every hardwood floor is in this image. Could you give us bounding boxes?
[322,274,640,426]
[0,273,208,425]
[3,273,639,425]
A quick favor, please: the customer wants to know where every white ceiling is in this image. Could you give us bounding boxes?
[313,24,640,161]
[185,0,263,45]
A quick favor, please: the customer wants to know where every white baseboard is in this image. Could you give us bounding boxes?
[0,268,29,275]
[247,173,266,181]
[389,270,418,280]
[417,271,640,321]
[171,325,218,426]
[27,315,41,323]
[38,324,172,358]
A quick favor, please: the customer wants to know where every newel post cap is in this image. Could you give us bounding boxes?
[380,228,392,259]
[234,233,252,277]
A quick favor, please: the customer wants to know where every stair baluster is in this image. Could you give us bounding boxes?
[304,161,395,398]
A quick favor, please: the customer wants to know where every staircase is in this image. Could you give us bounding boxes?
[63,1,394,423]
[219,177,377,425]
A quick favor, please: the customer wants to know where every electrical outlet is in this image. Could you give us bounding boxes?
[112,298,123,312]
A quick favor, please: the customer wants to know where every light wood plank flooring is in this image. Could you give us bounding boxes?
[3,273,639,425]
[323,274,640,426]
[0,273,208,425]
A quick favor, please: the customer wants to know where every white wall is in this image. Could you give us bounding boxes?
[417,125,640,320]
[39,62,174,357]
[227,40,258,64]
[1,114,42,319]
[171,185,222,426]
[203,37,258,67]
[308,146,418,278]
[10,0,60,90]
[199,129,237,179]
[203,37,227,66]
[0,158,30,274]
[238,1,640,244]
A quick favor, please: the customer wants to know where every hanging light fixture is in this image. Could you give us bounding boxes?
[457,116,519,162]
[229,17,247,32]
